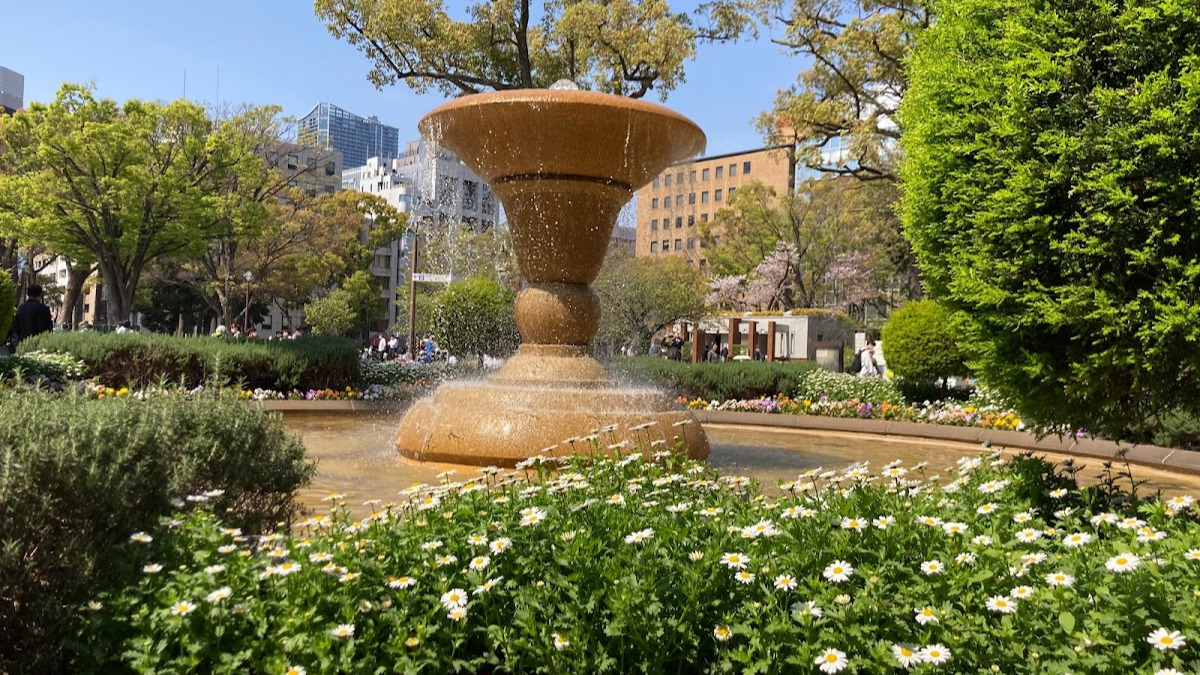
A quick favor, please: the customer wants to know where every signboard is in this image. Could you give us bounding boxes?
[412,273,452,283]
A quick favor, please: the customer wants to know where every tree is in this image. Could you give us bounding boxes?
[0,84,227,325]
[900,0,1200,442]
[0,268,15,343]
[304,292,358,337]
[880,300,964,384]
[431,277,518,360]
[700,177,907,310]
[593,247,707,355]
[743,0,930,181]
[315,0,750,99]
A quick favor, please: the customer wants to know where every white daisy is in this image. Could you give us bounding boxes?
[169,601,196,616]
[985,596,1016,614]
[1045,571,1074,587]
[823,560,854,583]
[713,625,733,642]
[1062,532,1092,548]
[734,570,756,584]
[720,552,750,570]
[920,560,944,576]
[489,538,512,555]
[1009,586,1034,599]
[552,633,570,651]
[840,517,867,531]
[814,648,849,674]
[872,515,895,529]
[920,644,951,665]
[440,588,469,609]
[387,576,416,589]
[1015,528,1043,543]
[446,606,468,622]
[773,574,798,592]
[942,521,968,535]
[1105,553,1140,573]
[330,623,355,638]
[914,607,938,625]
[468,556,490,571]
[206,586,232,603]
[624,528,654,544]
[892,644,920,669]
[1146,628,1186,651]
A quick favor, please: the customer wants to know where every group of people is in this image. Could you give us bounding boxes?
[212,325,303,341]
[365,333,443,364]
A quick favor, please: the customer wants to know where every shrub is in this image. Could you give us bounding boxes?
[432,277,518,359]
[794,367,904,405]
[0,268,14,344]
[880,300,966,383]
[78,450,1195,674]
[17,332,359,390]
[0,350,88,381]
[0,390,314,674]
[901,0,1200,443]
[610,357,822,400]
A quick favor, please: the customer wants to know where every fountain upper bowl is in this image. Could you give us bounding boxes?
[418,89,706,190]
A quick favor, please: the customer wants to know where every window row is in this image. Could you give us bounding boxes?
[650,186,738,209]
[650,213,711,230]
[651,161,753,188]
[649,238,701,253]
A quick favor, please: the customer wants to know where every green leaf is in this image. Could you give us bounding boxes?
[1059,611,1075,635]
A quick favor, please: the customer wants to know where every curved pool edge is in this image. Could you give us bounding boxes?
[692,410,1200,476]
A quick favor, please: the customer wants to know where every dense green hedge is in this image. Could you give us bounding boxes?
[0,390,314,674]
[18,332,360,390]
[610,357,822,401]
[881,300,966,383]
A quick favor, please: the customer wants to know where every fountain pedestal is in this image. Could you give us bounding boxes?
[395,89,709,466]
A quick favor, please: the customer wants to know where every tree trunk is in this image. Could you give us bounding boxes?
[61,263,92,328]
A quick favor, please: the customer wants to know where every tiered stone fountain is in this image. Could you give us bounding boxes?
[395,85,709,466]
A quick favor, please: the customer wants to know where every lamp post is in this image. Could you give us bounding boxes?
[407,229,418,360]
[243,270,253,336]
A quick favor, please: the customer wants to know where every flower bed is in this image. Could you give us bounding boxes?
[685,395,1025,431]
[79,446,1197,674]
[82,382,417,402]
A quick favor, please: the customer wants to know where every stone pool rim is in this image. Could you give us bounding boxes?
[258,401,1198,476]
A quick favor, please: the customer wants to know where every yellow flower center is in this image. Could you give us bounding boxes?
[825,654,838,663]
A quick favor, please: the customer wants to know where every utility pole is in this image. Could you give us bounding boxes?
[407,231,418,359]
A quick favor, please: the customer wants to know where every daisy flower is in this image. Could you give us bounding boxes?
[1185,549,1200,561]
[552,633,570,651]
[1015,528,1043,543]
[1049,488,1069,498]
[872,515,895,529]
[1090,513,1118,526]
[1021,553,1047,566]
[972,535,993,546]
[607,494,626,506]
[217,544,237,554]
[1166,495,1194,512]
[688,551,704,562]
[914,607,938,625]
[840,517,867,531]
[435,555,457,567]
[489,538,512,555]
[440,588,469,609]
[942,522,968,535]
[720,552,750,570]
[955,552,977,565]
[742,520,779,538]
[823,560,854,583]
[624,528,654,544]
[1146,628,1186,651]
[331,623,355,638]
[920,644,951,665]
[1154,669,1184,675]
[814,648,849,674]
[468,556,490,571]
[793,600,823,618]
[978,480,1008,494]
[773,574,797,592]
[420,540,443,551]
[388,576,416,589]
[699,507,724,517]
[467,534,489,546]
[917,515,943,527]
[170,601,196,616]
[1045,572,1074,587]
[892,644,920,669]
[920,560,944,576]
[206,587,232,603]
[285,667,307,675]
[985,596,1016,614]
[130,532,153,544]
[713,625,733,642]
[1012,512,1034,524]
[143,564,163,574]
[1009,586,1034,599]
[520,508,547,527]
[734,571,756,584]
[447,606,468,622]
[1062,532,1092,548]
[1105,553,1140,573]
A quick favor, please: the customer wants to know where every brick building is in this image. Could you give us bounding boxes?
[634,146,793,268]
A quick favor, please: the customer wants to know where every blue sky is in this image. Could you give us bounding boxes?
[1,1,800,157]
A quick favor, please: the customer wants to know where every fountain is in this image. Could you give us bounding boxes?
[394,85,709,466]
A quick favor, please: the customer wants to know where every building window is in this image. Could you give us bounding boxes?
[373,253,392,269]
[324,185,336,194]
[701,191,709,204]
[674,238,682,251]
[687,238,695,249]
[463,180,478,210]
[664,174,672,186]
[688,193,696,205]
[652,197,659,209]
[729,186,737,196]
[743,160,751,174]
[287,155,298,170]
[651,241,658,253]
[701,213,709,222]
[662,239,669,251]
[715,166,723,179]
[689,170,696,183]
[688,215,695,226]
[676,171,684,184]
[715,188,723,201]
[675,217,683,228]
[651,219,658,230]
[325,161,336,176]
[652,177,660,188]
[699,258,707,268]
[702,167,710,180]
[676,194,684,207]
[729,163,737,177]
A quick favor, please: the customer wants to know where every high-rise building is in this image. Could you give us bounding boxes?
[298,102,400,170]
[0,66,24,114]
[635,146,793,268]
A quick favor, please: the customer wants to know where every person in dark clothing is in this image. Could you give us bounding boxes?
[11,284,53,347]
[664,332,684,361]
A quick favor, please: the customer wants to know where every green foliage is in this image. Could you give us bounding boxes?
[79,450,1195,674]
[0,349,87,381]
[900,0,1200,442]
[794,367,904,405]
[881,300,966,383]
[18,332,359,390]
[0,390,313,674]
[611,356,821,400]
[433,277,518,358]
[0,268,14,342]
[304,292,358,338]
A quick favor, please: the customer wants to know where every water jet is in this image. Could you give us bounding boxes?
[395,88,709,465]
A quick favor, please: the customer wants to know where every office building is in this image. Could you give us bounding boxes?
[0,66,24,114]
[635,146,793,267]
[298,102,400,170]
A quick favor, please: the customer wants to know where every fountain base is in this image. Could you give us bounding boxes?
[395,347,709,466]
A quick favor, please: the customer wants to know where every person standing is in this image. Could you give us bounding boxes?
[12,284,53,347]
[858,340,881,378]
[665,332,684,362]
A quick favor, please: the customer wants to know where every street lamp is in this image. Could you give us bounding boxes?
[407,228,419,360]
[243,270,253,336]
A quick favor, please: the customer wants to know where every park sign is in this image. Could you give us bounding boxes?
[412,273,452,284]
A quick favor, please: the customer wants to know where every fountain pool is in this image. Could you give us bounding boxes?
[286,412,1200,516]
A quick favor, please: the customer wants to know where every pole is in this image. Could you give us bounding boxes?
[243,282,251,335]
[407,231,418,359]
